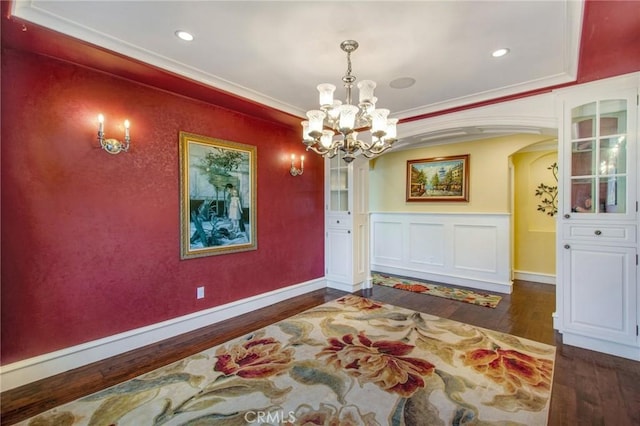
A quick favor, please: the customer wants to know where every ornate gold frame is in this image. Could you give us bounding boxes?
[179,132,257,258]
[406,154,469,202]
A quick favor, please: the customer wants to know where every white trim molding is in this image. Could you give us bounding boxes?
[0,278,326,391]
[394,92,558,151]
[513,270,556,285]
[561,332,640,361]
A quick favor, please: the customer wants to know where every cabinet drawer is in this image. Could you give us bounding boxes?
[562,224,636,244]
[326,214,352,229]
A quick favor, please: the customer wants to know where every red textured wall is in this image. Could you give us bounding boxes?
[577,0,640,82]
[0,48,325,364]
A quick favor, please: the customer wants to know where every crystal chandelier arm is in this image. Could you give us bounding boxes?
[305,143,340,159]
[367,143,394,155]
[360,142,394,158]
[358,139,386,154]
[358,116,398,153]
[305,144,328,155]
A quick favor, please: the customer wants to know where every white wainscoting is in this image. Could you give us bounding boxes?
[0,277,326,391]
[371,212,513,294]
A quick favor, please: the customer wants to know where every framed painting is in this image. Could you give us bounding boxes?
[406,154,469,202]
[179,131,257,259]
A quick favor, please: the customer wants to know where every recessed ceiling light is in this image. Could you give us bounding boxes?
[492,48,510,58]
[175,30,194,42]
[390,77,416,89]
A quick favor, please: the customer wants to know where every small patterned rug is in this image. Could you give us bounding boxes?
[372,272,502,308]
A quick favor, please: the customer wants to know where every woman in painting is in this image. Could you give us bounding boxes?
[228,188,242,230]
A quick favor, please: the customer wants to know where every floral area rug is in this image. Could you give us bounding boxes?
[372,272,503,308]
[20,296,554,425]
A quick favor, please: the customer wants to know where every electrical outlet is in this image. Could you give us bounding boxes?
[196,286,205,299]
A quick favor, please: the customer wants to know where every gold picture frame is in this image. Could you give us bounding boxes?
[407,154,469,202]
[179,131,257,258]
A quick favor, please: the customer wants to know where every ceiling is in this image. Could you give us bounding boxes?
[5,1,634,148]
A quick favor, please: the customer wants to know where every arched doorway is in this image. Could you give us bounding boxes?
[509,140,558,284]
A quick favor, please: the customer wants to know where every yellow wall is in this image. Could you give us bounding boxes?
[512,150,558,275]
[370,134,552,213]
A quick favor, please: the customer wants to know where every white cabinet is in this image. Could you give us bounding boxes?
[325,152,370,291]
[561,243,637,345]
[326,227,353,283]
[555,73,639,360]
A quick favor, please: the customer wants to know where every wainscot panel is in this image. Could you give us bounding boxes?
[370,212,513,294]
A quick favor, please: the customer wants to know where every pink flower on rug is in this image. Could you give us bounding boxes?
[461,348,553,394]
[337,295,383,310]
[394,283,429,293]
[214,332,294,379]
[317,331,435,397]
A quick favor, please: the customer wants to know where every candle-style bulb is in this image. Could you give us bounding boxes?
[98,114,104,133]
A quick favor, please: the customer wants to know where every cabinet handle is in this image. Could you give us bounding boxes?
[594,230,602,236]
[348,211,351,215]
[564,214,571,219]
[564,244,570,249]
[348,230,351,234]
[336,220,340,224]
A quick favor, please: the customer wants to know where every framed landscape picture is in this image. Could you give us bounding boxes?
[407,154,469,202]
[179,132,257,259]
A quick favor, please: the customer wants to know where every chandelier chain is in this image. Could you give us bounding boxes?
[345,50,352,82]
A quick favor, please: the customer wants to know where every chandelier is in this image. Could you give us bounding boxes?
[301,40,398,163]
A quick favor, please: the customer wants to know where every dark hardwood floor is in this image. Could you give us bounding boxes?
[2,279,639,425]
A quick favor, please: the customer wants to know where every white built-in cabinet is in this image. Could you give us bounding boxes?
[555,73,639,360]
[325,152,370,292]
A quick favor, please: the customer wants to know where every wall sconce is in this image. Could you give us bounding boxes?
[290,154,304,176]
[97,114,130,154]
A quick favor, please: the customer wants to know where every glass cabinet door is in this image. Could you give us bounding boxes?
[569,99,628,215]
[328,152,349,212]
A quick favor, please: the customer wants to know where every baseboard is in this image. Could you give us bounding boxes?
[561,331,640,361]
[513,270,556,285]
[0,277,326,392]
[326,278,369,293]
[552,312,560,330]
